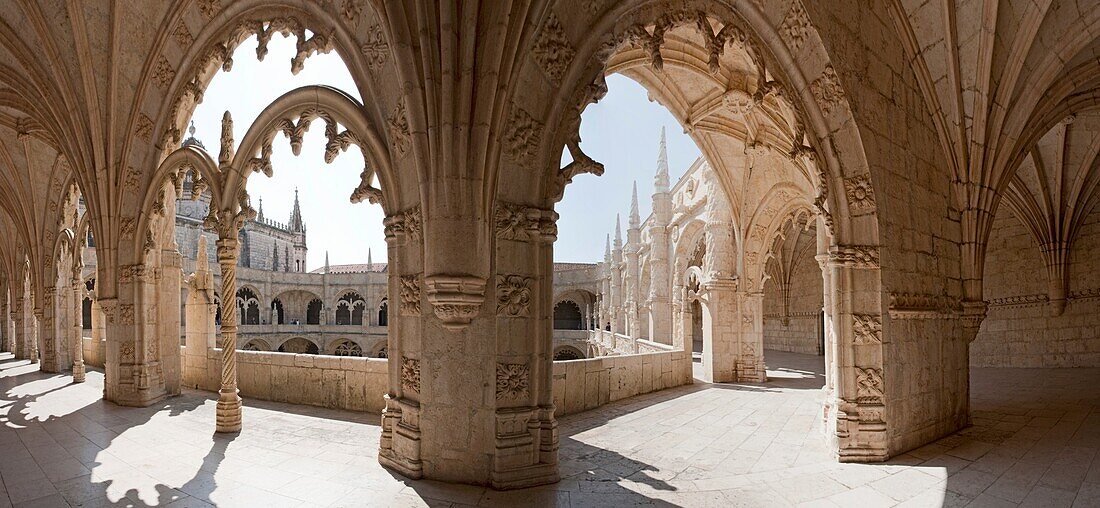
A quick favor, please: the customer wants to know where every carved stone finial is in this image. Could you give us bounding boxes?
[219,111,234,166]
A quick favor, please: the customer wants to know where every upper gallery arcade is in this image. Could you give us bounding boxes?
[0,0,1098,497]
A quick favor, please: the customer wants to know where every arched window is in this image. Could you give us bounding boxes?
[236,288,260,325]
[242,340,267,351]
[553,301,583,330]
[554,347,584,361]
[336,292,365,325]
[333,340,362,357]
[306,299,323,325]
[378,298,388,327]
[279,337,319,355]
[272,299,284,325]
[376,346,388,359]
[82,297,92,330]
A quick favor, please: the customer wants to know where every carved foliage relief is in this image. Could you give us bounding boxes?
[532,13,575,85]
[852,314,882,345]
[496,275,534,317]
[401,356,421,393]
[845,174,876,213]
[399,275,421,316]
[496,362,530,400]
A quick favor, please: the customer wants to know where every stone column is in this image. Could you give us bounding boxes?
[827,245,887,461]
[13,296,26,360]
[103,262,167,407]
[1,285,9,353]
[40,287,59,372]
[184,236,216,390]
[699,279,738,382]
[71,276,86,383]
[215,234,242,432]
[378,203,559,489]
[30,308,41,364]
[159,248,182,396]
[735,290,766,382]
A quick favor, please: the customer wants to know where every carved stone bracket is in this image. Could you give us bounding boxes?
[425,275,486,330]
[829,245,879,269]
[494,202,557,243]
[888,292,963,319]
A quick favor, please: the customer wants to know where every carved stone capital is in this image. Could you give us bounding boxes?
[425,274,486,330]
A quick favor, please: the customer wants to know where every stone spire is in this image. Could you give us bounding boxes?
[195,234,208,274]
[614,214,622,251]
[368,247,373,269]
[289,188,304,232]
[324,251,330,274]
[629,181,640,229]
[604,234,611,263]
[257,197,264,222]
[655,126,670,193]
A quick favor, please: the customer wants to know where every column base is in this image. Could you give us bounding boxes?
[378,396,423,479]
[72,362,86,383]
[834,402,888,462]
[216,390,242,432]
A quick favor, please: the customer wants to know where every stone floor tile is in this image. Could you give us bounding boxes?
[1019,484,1076,508]
[10,494,69,508]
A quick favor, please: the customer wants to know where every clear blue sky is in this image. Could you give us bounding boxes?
[193,35,700,270]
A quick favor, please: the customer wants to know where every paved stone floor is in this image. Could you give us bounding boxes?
[0,350,1097,507]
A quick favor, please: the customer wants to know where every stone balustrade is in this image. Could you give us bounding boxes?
[551,348,692,416]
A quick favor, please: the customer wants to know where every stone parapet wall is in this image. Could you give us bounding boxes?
[551,349,692,416]
[182,346,389,413]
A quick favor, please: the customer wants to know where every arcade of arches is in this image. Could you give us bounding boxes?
[1,0,1099,505]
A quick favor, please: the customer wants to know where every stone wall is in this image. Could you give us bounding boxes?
[972,206,1100,367]
[551,349,693,416]
[81,336,105,368]
[763,248,824,355]
[182,346,390,413]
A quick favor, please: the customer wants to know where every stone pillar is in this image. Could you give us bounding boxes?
[102,262,167,407]
[13,296,26,360]
[215,234,242,432]
[184,236,216,390]
[735,290,766,382]
[0,287,8,353]
[71,276,86,383]
[378,203,559,489]
[30,308,41,364]
[699,279,738,382]
[159,248,182,395]
[827,245,887,461]
[40,286,59,372]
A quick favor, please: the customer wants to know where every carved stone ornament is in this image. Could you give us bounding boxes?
[504,106,542,163]
[495,362,530,400]
[496,275,534,317]
[120,341,136,362]
[360,24,389,71]
[119,304,136,325]
[387,98,411,159]
[400,356,421,393]
[153,56,176,89]
[494,202,556,242]
[851,314,882,345]
[889,292,963,319]
[779,1,811,51]
[173,21,194,47]
[844,174,876,213]
[532,12,575,85]
[399,275,421,316]
[197,0,220,21]
[810,65,844,114]
[856,367,884,403]
[425,275,486,330]
[830,245,879,269]
[135,114,154,142]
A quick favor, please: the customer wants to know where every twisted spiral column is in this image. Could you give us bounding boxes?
[71,277,85,383]
[216,236,242,432]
